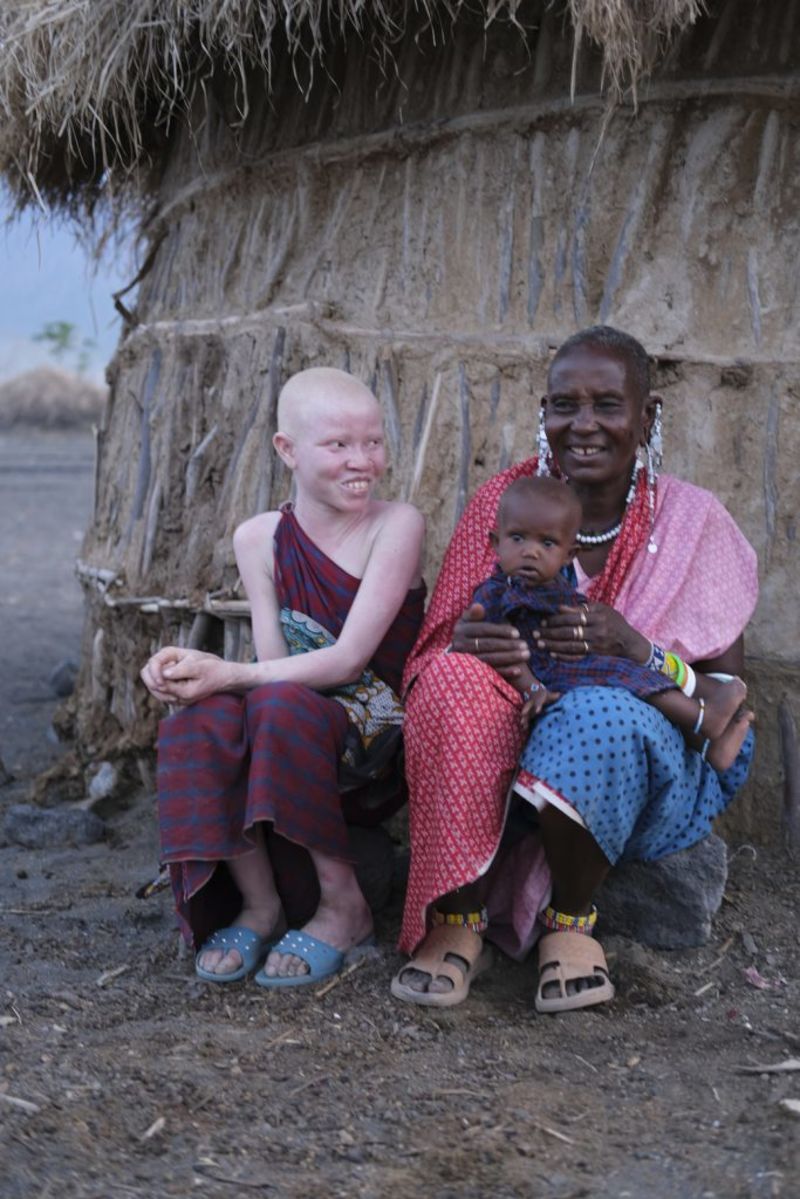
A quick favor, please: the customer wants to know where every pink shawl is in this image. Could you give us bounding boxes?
[610,473,758,660]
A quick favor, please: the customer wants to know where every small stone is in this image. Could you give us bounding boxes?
[598,835,728,949]
[88,761,119,803]
[3,804,106,850]
[741,930,758,956]
[48,659,79,698]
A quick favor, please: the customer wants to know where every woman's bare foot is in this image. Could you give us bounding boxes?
[706,707,754,772]
[197,901,284,976]
[698,676,747,739]
[261,876,373,980]
[395,927,482,996]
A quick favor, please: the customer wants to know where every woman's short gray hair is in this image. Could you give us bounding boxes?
[551,326,651,399]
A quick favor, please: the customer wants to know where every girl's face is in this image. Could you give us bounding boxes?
[277,395,386,512]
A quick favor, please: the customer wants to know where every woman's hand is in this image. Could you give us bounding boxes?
[533,602,650,663]
[141,647,242,706]
[451,602,530,680]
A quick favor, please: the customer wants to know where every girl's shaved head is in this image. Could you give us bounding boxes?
[277,368,379,439]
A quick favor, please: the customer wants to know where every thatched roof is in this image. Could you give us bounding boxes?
[0,1,703,216]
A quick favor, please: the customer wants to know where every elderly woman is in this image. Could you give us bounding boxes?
[392,326,757,1012]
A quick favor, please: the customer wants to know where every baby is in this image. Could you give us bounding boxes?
[471,476,753,771]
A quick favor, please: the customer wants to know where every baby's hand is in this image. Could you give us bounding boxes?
[520,684,561,729]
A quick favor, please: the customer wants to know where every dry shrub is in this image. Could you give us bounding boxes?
[0,365,107,429]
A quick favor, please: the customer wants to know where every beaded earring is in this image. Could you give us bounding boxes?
[644,399,663,554]
[536,401,551,476]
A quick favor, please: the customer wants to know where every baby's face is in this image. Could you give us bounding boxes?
[494,493,576,584]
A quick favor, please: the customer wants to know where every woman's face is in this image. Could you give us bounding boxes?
[543,346,652,486]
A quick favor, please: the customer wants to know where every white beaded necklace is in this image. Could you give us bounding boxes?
[575,465,639,547]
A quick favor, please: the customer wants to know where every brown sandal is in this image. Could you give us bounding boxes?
[391,924,493,1008]
[535,931,615,1013]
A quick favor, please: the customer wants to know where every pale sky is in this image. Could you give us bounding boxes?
[0,201,134,385]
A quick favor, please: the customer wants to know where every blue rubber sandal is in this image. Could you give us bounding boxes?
[254,930,375,989]
[195,926,273,983]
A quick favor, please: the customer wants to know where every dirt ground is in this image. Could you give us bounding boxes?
[1,430,799,1199]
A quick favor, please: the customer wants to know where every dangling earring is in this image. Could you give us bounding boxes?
[644,400,662,554]
[536,402,551,476]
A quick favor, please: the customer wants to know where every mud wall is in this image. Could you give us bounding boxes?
[80,2,799,843]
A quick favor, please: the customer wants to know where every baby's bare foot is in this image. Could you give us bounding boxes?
[706,708,754,772]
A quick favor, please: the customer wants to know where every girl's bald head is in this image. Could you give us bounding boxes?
[276,368,379,439]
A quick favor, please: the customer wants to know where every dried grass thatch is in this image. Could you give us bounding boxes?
[568,0,705,102]
[0,365,107,428]
[0,1,703,218]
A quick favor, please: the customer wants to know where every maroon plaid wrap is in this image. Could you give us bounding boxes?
[472,568,676,699]
[159,505,425,946]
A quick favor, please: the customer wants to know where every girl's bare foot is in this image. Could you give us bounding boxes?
[197,902,284,976]
[699,676,747,739]
[706,708,754,772]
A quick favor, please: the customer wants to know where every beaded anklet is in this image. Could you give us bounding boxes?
[539,904,598,935]
[431,906,489,935]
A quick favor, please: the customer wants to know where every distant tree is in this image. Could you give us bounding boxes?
[32,320,96,374]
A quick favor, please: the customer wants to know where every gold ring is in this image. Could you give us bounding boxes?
[583,639,590,654]
[580,611,588,626]
[474,638,480,654]
[573,626,580,640]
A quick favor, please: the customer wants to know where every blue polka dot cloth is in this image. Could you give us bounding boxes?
[518,686,754,864]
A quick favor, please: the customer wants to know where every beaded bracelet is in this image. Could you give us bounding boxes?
[646,642,696,697]
[664,651,687,690]
[646,641,666,673]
